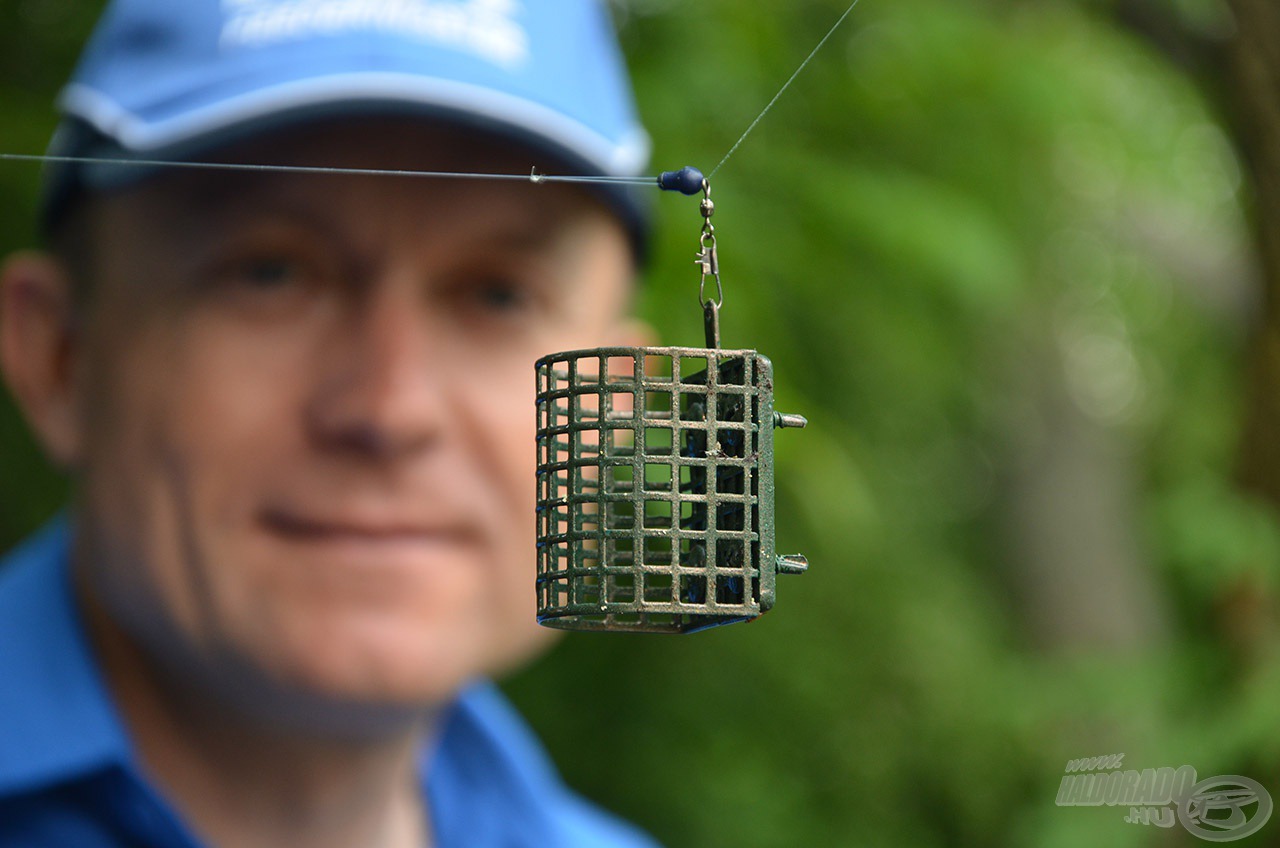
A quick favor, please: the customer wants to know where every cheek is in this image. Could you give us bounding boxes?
[471,364,539,576]
[457,300,633,668]
[143,316,310,551]
[76,315,311,640]
[176,314,311,444]
[452,357,554,669]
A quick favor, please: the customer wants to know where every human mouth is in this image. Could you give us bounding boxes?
[259,508,479,558]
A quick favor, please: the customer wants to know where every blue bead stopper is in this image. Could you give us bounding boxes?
[657,166,706,195]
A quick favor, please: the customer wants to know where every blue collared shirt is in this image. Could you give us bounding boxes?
[0,518,659,848]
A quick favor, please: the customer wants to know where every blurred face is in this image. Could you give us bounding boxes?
[63,121,638,723]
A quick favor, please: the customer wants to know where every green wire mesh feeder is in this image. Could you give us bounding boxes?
[534,172,808,633]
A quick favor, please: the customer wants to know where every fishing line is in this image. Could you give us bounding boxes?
[0,153,660,188]
[0,1,861,193]
[707,0,860,178]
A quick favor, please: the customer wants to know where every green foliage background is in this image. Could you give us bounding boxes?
[2,1,1278,846]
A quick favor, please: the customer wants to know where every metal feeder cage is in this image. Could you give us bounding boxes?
[535,345,807,633]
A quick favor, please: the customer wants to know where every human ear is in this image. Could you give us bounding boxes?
[0,251,84,469]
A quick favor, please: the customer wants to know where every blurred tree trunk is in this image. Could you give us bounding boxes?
[1001,324,1171,653]
[1113,0,1280,661]
[1226,0,1280,504]
[1002,0,1280,655]
[1111,3,1280,503]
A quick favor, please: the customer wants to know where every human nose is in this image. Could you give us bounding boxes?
[305,278,447,461]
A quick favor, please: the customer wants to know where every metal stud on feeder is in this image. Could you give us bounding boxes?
[535,169,808,633]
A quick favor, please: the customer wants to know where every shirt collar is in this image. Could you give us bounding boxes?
[0,515,133,796]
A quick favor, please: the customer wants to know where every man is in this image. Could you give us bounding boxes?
[0,1,658,846]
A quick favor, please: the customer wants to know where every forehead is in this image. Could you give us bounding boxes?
[106,117,616,246]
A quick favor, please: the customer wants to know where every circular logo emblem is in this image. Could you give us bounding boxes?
[1178,775,1273,842]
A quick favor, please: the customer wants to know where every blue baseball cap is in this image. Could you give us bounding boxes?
[43,0,652,254]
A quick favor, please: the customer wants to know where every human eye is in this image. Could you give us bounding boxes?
[204,251,321,317]
[200,228,341,317]
[227,255,308,290]
[470,276,533,313]
[439,267,549,328]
